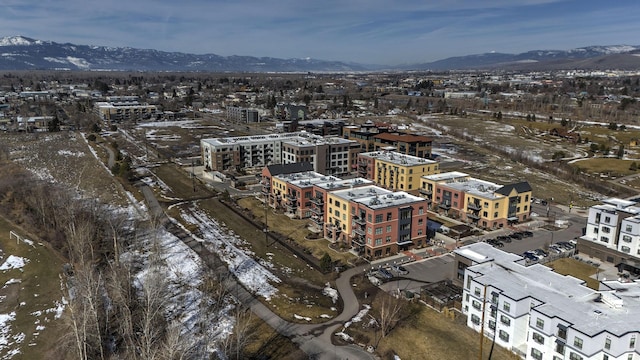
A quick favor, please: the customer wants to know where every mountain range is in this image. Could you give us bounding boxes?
[1,36,639,72]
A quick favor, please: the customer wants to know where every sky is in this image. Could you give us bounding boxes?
[1,0,639,65]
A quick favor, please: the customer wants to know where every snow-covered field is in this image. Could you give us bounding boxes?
[179,206,281,300]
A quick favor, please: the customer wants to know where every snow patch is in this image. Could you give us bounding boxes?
[0,256,29,271]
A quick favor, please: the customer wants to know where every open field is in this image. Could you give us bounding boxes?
[0,216,66,359]
[571,158,638,177]
[546,258,600,289]
[150,162,213,201]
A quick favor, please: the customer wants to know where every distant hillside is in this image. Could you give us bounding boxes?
[0,36,367,72]
[1,36,639,72]
[406,45,640,71]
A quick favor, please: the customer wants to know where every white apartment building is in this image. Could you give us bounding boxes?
[201,131,358,174]
[456,243,640,360]
[580,198,640,272]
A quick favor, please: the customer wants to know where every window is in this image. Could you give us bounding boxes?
[627,355,633,360]
[622,246,631,253]
[631,336,636,348]
[600,236,609,243]
[626,224,633,232]
[531,348,543,360]
[623,235,632,243]
[604,216,611,223]
[536,318,544,330]
[418,207,424,215]
[385,236,391,243]
[367,227,372,234]
[503,302,511,312]
[386,212,392,221]
[386,225,392,233]
[375,214,383,223]
[471,314,480,325]
[375,227,383,235]
[603,355,608,360]
[472,300,481,310]
[494,212,499,218]
[555,342,565,355]
[375,238,382,246]
[475,287,481,296]
[602,226,610,234]
[498,330,509,342]
[532,332,545,345]
[569,353,583,360]
[488,320,496,330]
[605,337,611,350]
[495,203,499,208]
[574,337,583,349]
[500,315,511,326]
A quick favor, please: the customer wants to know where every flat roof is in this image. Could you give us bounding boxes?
[360,151,437,166]
[460,243,640,337]
[422,171,469,182]
[273,171,326,183]
[313,177,374,191]
[445,178,502,200]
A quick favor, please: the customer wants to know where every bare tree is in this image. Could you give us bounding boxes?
[375,293,404,344]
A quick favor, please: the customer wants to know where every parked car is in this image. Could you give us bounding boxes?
[487,239,504,248]
[392,265,409,275]
[523,252,539,261]
[509,233,523,240]
[522,231,534,237]
[497,235,512,243]
[377,268,393,279]
[548,245,562,254]
[533,249,548,258]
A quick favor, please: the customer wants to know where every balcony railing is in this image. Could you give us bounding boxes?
[310,196,324,206]
[353,216,366,226]
[467,203,482,211]
[467,212,480,220]
[310,206,324,215]
[353,227,365,236]
[439,203,451,210]
[419,188,433,196]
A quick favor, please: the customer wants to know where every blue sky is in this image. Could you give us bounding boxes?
[1,0,639,65]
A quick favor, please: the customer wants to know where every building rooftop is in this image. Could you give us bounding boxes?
[273,171,326,183]
[287,174,342,188]
[265,162,314,177]
[313,177,374,191]
[202,131,307,146]
[331,185,425,209]
[445,178,503,200]
[459,242,640,337]
[374,132,432,143]
[422,171,469,182]
[360,151,437,166]
[282,134,354,147]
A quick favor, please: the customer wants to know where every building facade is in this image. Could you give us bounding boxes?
[372,132,433,158]
[420,172,532,229]
[227,106,259,123]
[325,185,429,258]
[356,151,439,193]
[201,132,357,173]
[580,198,640,273]
[94,100,157,122]
[456,243,640,360]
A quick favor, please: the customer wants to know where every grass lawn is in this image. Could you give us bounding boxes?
[243,315,307,359]
[571,158,637,177]
[237,197,357,265]
[0,216,66,359]
[546,258,600,289]
[151,163,214,201]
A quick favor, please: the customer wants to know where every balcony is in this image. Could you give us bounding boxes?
[439,202,451,210]
[467,202,482,211]
[327,223,342,234]
[310,215,323,225]
[353,216,366,226]
[419,188,433,196]
[352,235,365,247]
[309,206,324,216]
[467,212,480,221]
[353,227,365,236]
[310,196,324,206]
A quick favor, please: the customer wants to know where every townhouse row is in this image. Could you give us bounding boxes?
[456,242,640,360]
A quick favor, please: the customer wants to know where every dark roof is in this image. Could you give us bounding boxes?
[265,162,313,176]
[374,132,432,143]
[495,181,532,195]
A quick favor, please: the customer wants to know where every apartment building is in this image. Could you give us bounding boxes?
[226,106,259,123]
[580,198,640,273]
[456,242,640,360]
[372,132,433,158]
[201,131,357,173]
[326,185,429,258]
[420,172,532,229]
[307,177,373,232]
[261,162,314,207]
[269,171,331,213]
[356,151,439,192]
[94,100,157,123]
[281,135,359,175]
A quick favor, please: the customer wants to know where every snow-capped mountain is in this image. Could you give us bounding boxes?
[407,45,640,71]
[0,36,366,72]
[1,35,639,72]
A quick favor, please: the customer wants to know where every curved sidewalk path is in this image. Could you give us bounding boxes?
[140,184,375,359]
